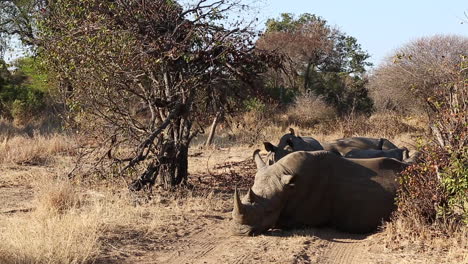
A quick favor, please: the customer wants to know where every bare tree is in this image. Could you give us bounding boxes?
[39,0,278,189]
[368,34,468,114]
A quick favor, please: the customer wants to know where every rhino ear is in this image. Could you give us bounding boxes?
[281,174,295,188]
[404,148,410,160]
[246,188,256,203]
[264,142,277,152]
[289,128,295,136]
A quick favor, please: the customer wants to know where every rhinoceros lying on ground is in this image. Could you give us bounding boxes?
[321,137,399,156]
[344,147,409,161]
[232,150,407,235]
[264,129,323,164]
[276,128,324,151]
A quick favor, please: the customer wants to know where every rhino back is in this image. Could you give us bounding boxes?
[299,137,324,151]
[253,152,403,234]
[344,148,404,160]
[381,138,398,150]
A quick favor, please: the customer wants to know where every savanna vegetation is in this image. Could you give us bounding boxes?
[0,0,466,263]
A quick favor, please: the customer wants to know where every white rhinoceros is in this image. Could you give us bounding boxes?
[232,150,406,235]
[321,137,399,156]
[344,147,409,161]
[263,129,324,164]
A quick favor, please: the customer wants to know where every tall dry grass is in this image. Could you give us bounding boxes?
[0,170,229,264]
[0,133,76,165]
[0,177,100,264]
[380,216,467,263]
[191,109,425,151]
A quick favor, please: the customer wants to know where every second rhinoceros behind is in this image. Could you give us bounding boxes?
[231,150,407,236]
[321,137,399,156]
[344,147,410,161]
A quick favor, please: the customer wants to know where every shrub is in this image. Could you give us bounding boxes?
[283,93,337,127]
[394,57,467,233]
[368,34,468,114]
[0,57,49,123]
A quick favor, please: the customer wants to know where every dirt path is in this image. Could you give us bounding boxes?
[315,229,371,264]
[0,166,35,215]
[147,216,374,264]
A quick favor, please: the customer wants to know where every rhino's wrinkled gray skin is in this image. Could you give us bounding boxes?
[321,137,399,156]
[344,147,409,161]
[231,150,406,235]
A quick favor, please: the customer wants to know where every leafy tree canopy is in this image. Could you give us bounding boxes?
[0,0,46,56]
[258,13,373,114]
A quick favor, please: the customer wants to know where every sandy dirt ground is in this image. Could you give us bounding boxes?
[1,145,465,264]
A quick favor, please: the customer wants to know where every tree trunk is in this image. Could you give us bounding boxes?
[157,118,192,188]
[205,111,222,146]
[303,62,313,92]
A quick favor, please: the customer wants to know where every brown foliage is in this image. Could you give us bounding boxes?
[257,15,333,91]
[282,94,337,127]
[392,57,467,238]
[368,34,468,114]
[397,146,451,226]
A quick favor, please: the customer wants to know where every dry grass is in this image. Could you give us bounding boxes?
[33,176,81,215]
[0,211,102,264]
[0,110,452,263]
[0,133,76,165]
[379,216,468,263]
[0,168,229,264]
[0,175,100,264]
[191,108,426,150]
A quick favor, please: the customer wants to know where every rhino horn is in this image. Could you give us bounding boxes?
[233,187,245,218]
[246,188,256,203]
[253,149,266,169]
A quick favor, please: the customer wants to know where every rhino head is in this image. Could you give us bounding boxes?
[231,151,295,236]
[263,142,293,165]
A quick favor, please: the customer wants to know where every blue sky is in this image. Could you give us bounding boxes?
[4,1,467,67]
[255,0,467,67]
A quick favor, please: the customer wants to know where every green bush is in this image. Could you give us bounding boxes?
[0,57,48,123]
[440,149,468,224]
[243,97,266,113]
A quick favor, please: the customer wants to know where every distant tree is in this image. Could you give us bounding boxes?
[0,59,10,85]
[0,0,47,56]
[368,34,468,114]
[39,0,277,188]
[257,13,372,114]
[0,57,47,122]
